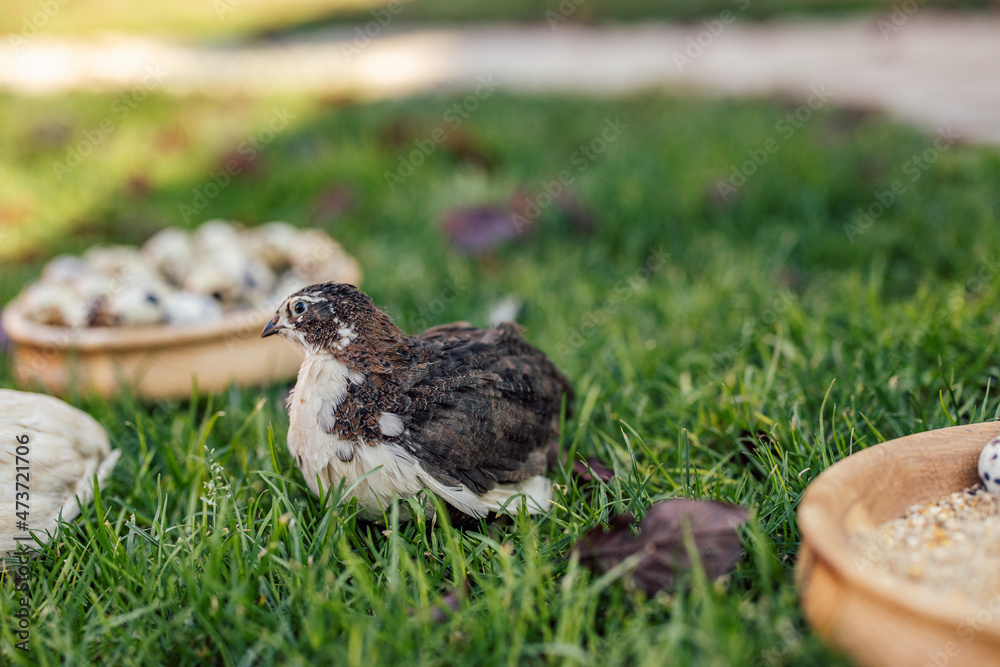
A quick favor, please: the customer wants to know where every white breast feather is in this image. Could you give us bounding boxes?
[287,352,552,520]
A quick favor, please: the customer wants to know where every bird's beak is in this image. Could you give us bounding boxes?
[261,314,282,338]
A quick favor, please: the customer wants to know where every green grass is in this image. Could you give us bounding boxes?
[1,89,1000,665]
[0,0,993,39]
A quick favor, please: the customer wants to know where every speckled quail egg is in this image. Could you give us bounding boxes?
[269,272,310,303]
[142,227,195,286]
[41,254,88,283]
[246,221,299,271]
[87,282,167,327]
[18,282,89,328]
[82,244,147,276]
[163,291,224,326]
[290,229,353,278]
[194,219,245,254]
[185,245,274,306]
[978,436,1000,494]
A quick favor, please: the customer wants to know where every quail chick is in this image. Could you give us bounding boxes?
[261,282,573,522]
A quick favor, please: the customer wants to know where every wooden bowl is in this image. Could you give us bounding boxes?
[797,422,1000,667]
[1,262,360,399]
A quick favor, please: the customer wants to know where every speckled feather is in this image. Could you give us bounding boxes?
[263,282,573,519]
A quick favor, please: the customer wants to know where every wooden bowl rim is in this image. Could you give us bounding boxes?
[799,421,1000,640]
[1,263,361,352]
[2,297,276,351]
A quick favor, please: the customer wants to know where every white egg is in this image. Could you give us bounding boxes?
[194,219,245,254]
[82,244,146,276]
[41,254,88,283]
[270,273,310,302]
[290,229,351,277]
[142,227,195,285]
[978,436,1000,494]
[184,247,274,306]
[88,283,166,327]
[163,291,224,325]
[247,221,299,270]
[19,282,88,328]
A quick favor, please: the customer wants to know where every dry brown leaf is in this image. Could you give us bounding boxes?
[575,499,749,596]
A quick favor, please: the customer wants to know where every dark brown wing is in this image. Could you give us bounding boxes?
[415,322,477,342]
[400,322,573,495]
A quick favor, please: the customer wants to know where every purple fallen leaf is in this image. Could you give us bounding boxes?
[125,174,151,199]
[708,177,741,209]
[736,430,774,481]
[30,117,72,151]
[409,578,470,622]
[311,184,356,223]
[154,122,192,153]
[440,127,495,170]
[572,457,615,484]
[554,190,597,233]
[216,147,263,179]
[442,206,523,253]
[379,118,419,150]
[506,189,540,237]
[575,499,749,596]
[547,440,562,471]
[548,441,615,484]
[0,309,10,353]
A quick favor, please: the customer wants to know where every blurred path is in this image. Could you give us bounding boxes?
[3,13,1000,143]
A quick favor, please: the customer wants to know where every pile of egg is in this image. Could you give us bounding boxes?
[17,220,352,328]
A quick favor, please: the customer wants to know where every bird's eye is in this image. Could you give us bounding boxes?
[293,301,307,315]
